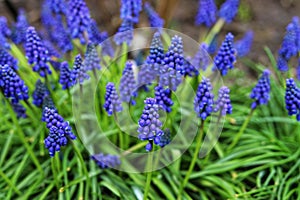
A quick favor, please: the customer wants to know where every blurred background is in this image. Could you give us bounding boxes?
[0,0,300,65]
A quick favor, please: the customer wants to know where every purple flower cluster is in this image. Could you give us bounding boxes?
[137,64,155,90]
[84,43,101,72]
[43,107,76,157]
[214,86,232,116]
[144,2,164,28]
[91,153,121,169]
[87,19,106,45]
[0,17,11,49]
[137,98,163,151]
[192,43,210,72]
[277,17,300,72]
[0,49,18,71]
[72,54,89,84]
[48,0,68,15]
[219,0,240,23]
[11,9,29,44]
[59,61,76,90]
[33,79,50,107]
[194,77,214,120]
[11,101,27,119]
[0,65,29,103]
[114,20,134,45]
[285,78,300,121]
[234,31,254,58]
[120,0,142,23]
[213,33,236,76]
[104,82,123,116]
[52,16,73,53]
[195,0,217,27]
[250,70,271,109]
[120,61,137,104]
[25,27,52,77]
[183,56,199,77]
[154,86,173,113]
[67,0,91,44]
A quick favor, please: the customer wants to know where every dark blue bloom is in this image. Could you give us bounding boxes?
[11,9,29,44]
[194,77,214,120]
[192,43,210,71]
[195,0,217,27]
[87,19,105,45]
[72,54,89,84]
[48,0,68,15]
[154,129,171,147]
[43,107,76,157]
[219,0,239,23]
[208,35,218,54]
[43,40,60,58]
[137,98,163,151]
[0,17,11,38]
[52,16,73,53]
[213,32,236,76]
[234,31,254,58]
[163,35,184,74]
[0,49,18,71]
[145,32,164,77]
[159,66,182,91]
[100,31,115,57]
[33,79,50,107]
[277,17,300,72]
[114,19,134,45]
[91,153,121,169]
[154,86,173,112]
[144,2,164,28]
[120,61,137,104]
[120,0,142,23]
[250,69,271,109]
[67,0,91,44]
[137,64,155,91]
[11,101,27,119]
[214,86,232,116]
[42,96,56,121]
[104,82,123,116]
[59,61,76,90]
[183,56,199,77]
[0,64,29,103]
[84,43,101,72]
[0,32,10,49]
[25,26,52,77]
[41,1,54,29]
[285,78,300,121]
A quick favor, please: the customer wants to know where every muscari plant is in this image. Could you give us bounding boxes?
[0,0,300,199]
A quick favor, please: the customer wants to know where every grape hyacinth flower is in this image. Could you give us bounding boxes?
[144,2,164,28]
[213,33,236,76]
[41,1,54,29]
[144,32,165,77]
[59,61,76,90]
[155,129,171,147]
[219,0,240,23]
[120,61,137,104]
[159,66,182,91]
[72,54,89,84]
[11,101,27,119]
[67,0,91,44]
[84,43,101,72]
[192,43,210,72]
[234,31,254,58]
[104,82,123,116]
[285,78,300,121]
[100,32,115,57]
[91,153,121,169]
[0,17,11,38]
[11,9,29,44]
[194,77,214,120]
[250,69,271,109]
[52,17,73,53]
[214,86,232,116]
[195,0,217,27]
[277,17,300,72]
[87,19,105,45]
[163,35,184,74]
[137,98,163,151]
[0,49,18,71]
[48,0,68,15]
[154,86,173,112]
[120,0,142,23]
[137,64,155,91]
[33,79,50,107]
[183,56,199,77]
[25,27,52,77]
[0,64,29,103]
[42,96,56,121]
[114,19,134,45]
[43,107,76,157]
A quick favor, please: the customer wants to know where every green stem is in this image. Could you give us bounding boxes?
[143,141,154,200]
[51,156,60,189]
[121,141,149,156]
[2,95,44,176]
[228,109,255,151]
[204,19,225,45]
[178,120,205,199]
[0,169,21,195]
